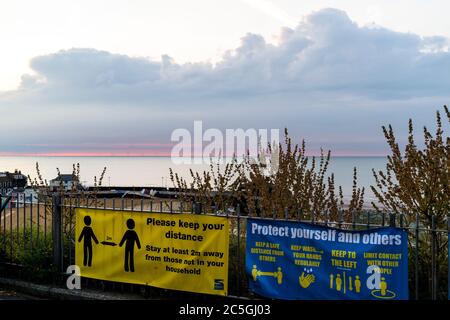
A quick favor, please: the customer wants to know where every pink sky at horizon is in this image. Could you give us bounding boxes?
[0,150,388,157]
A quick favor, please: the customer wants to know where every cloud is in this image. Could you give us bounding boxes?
[0,8,449,155]
[3,8,450,105]
[30,48,161,87]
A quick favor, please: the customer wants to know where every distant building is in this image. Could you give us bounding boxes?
[0,170,27,195]
[24,186,39,202]
[8,187,39,207]
[50,174,80,191]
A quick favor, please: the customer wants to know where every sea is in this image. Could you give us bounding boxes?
[0,156,387,202]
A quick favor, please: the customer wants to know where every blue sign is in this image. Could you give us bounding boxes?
[246,218,408,300]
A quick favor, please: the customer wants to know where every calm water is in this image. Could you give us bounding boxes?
[0,156,387,200]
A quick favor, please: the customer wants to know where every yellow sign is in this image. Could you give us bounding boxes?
[75,208,229,296]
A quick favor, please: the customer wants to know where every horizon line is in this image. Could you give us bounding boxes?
[0,153,389,158]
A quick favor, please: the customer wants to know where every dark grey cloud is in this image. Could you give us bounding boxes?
[0,8,448,155]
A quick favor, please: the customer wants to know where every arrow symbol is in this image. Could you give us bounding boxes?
[101,241,117,246]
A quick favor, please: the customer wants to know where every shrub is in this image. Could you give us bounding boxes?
[17,232,54,283]
[371,105,449,299]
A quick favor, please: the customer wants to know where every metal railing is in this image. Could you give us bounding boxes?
[0,193,448,300]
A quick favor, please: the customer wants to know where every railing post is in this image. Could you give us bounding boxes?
[389,213,396,227]
[1,196,11,256]
[447,215,450,301]
[194,202,202,214]
[351,210,356,230]
[52,194,63,273]
[431,215,437,300]
[236,204,241,297]
[415,212,419,300]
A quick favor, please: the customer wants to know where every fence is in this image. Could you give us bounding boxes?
[0,193,448,300]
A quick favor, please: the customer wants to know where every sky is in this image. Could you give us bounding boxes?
[0,0,449,156]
